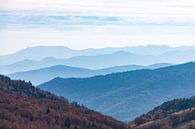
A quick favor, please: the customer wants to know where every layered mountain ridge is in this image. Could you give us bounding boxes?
[9,63,171,85]
[1,45,195,74]
[2,45,195,66]
[39,62,195,121]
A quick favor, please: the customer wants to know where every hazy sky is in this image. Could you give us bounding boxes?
[1,0,195,55]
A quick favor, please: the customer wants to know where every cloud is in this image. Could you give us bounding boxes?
[1,25,195,55]
[1,10,195,32]
[1,0,195,55]
[1,0,195,18]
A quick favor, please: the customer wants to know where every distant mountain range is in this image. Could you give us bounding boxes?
[0,75,126,129]
[1,45,195,66]
[2,48,195,74]
[9,63,172,85]
[39,62,195,121]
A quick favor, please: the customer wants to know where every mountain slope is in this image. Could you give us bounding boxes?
[8,63,171,85]
[8,65,94,85]
[39,62,195,121]
[129,97,195,129]
[0,75,126,129]
[0,46,76,65]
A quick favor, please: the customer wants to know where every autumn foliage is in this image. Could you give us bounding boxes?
[129,98,195,129]
[0,75,126,129]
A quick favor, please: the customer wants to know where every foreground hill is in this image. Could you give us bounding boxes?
[0,75,126,129]
[129,97,195,129]
[9,63,171,85]
[39,62,195,121]
[1,74,194,129]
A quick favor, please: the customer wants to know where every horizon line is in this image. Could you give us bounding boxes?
[1,44,195,56]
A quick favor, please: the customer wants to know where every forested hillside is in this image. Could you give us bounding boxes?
[0,75,126,129]
[129,97,195,129]
[39,62,195,121]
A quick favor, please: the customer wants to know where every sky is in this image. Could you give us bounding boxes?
[1,0,195,55]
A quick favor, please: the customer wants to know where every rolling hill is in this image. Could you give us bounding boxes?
[0,75,126,129]
[129,97,195,129]
[9,63,171,85]
[39,62,195,121]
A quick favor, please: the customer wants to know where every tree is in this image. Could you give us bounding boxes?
[64,118,71,128]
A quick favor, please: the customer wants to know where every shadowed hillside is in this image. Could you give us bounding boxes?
[39,62,195,121]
